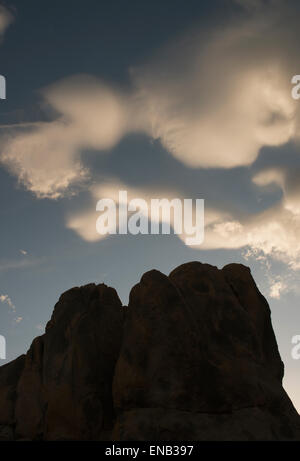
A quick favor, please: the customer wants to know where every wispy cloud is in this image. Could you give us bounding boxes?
[0,293,15,311]
[131,0,298,169]
[0,294,23,325]
[0,75,143,199]
[269,280,286,299]
[66,180,205,244]
[0,257,41,273]
[1,1,299,197]
[1,0,300,284]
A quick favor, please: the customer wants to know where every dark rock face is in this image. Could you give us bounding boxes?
[0,283,123,440]
[0,355,25,441]
[113,263,300,440]
[0,262,299,440]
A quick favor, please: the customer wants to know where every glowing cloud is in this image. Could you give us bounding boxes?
[2,1,300,197]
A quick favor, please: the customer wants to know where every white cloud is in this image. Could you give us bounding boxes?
[66,175,300,274]
[269,280,286,299]
[66,173,300,280]
[0,117,89,200]
[66,181,188,242]
[252,168,286,189]
[203,203,300,269]
[249,166,300,269]
[2,1,300,197]
[1,0,300,279]
[253,166,300,212]
[131,2,298,168]
[0,75,144,199]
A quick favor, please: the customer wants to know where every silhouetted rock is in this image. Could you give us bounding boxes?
[1,283,123,440]
[113,262,300,440]
[0,355,25,441]
[0,262,299,440]
[15,336,44,439]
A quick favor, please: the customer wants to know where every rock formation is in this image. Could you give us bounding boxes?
[0,262,299,441]
[1,283,123,441]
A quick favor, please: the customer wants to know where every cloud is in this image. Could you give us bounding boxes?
[242,248,290,299]
[1,293,24,325]
[269,280,286,299]
[66,181,189,243]
[66,173,300,272]
[0,294,16,312]
[253,165,300,215]
[249,165,300,269]
[0,5,13,37]
[252,168,286,189]
[203,202,300,269]
[6,80,109,199]
[0,75,144,199]
[2,1,300,197]
[67,173,300,281]
[1,0,300,279]
[131,0,299,168]
[0,123,88,199]
[0,257,41,272]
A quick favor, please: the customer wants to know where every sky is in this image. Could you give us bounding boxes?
[0,0,300,412]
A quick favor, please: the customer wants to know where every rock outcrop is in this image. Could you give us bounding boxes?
[0,262,299,440]
[1,283,123,441]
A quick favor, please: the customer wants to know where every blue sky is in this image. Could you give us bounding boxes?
[0,0,300,412]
